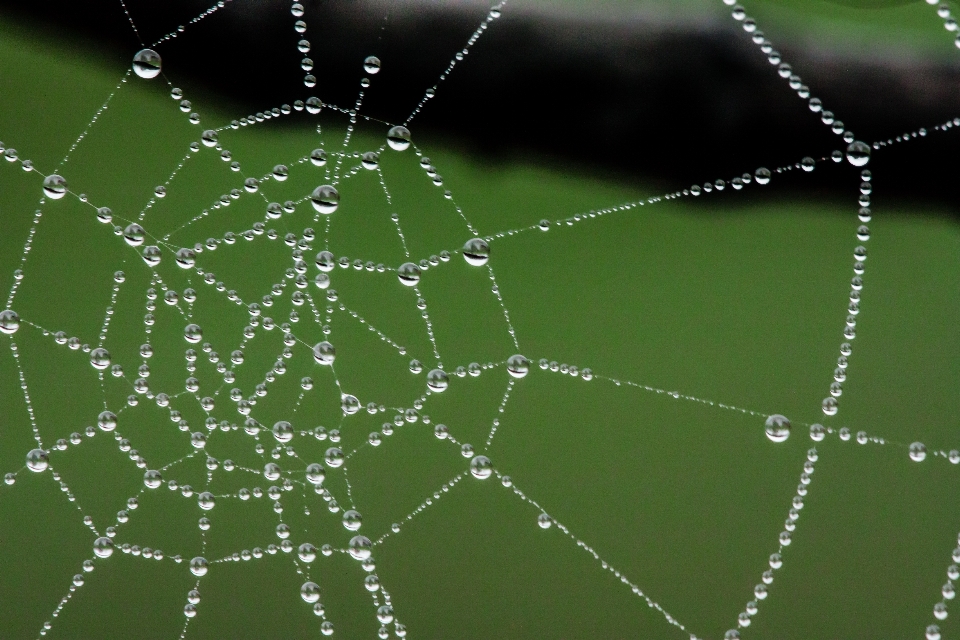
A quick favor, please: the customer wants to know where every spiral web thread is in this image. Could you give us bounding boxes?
[0,0,959,639]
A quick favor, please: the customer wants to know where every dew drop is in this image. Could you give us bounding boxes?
[462,238,490,266]
[310,185,340,214]
[764,414,791,443]
[42,174,67,199]
[132,49,162,79]
[397,262,421,286]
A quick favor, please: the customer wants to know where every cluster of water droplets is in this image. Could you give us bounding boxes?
[1,0,959,637]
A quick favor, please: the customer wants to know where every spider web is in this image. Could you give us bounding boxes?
[0,0,959,638]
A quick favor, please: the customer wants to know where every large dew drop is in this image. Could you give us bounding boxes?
[306,463,325,485]
[93,537,114,558]
[184,323,203,344]
[325,447,345,468]
[132,49,162,79]
[90,348,111,370]
[189,556,208,577]
[310,185,339,214]
[397,262,421,286]
[506,354,530,379]
[98,410,117,432]
[363,56,381,74]
[846,141,871,167]
[0,309,20,335]
[387,126,411,151]
[313,341,336,365]
[26,448,49,472]
[470,455,493,479]
[341,394,360,415]
[143,469,162,489]
[909,441,927,462]
[462,238,490,266]
[123,223,146,247]
[273,420,294,443]
[42,174,67,199]
[764,414,791,443]
[342,509,362,531]
[427,369,449,393]
[349,535,373,560]
[301,581,321,603]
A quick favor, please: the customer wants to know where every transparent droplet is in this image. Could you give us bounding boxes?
[176,248,196,269]
[273,421,294,443]
[427,369,449,392]
[143,469,162,489]
[537,513,553,529]
[822,397,838,416]
[93,536,114,558]
[341,394,360,415]
[26,448,49,472]
[0,309,20,335]
[800,157,815,172]
[310,185,340,214]
[363,56,381,74]
[306,463,325,485]
[764,414,791,443]
[506,354,530,379]
[189,556,208,577]
[397,262,421,286]
[754,167,771,185]
[325,447,345,468]
[123,223,146,247]
[184,324,203,343]
[201,130,218,147]
[846,141,871,167]
[361,151,379,170]
[89,347,111,370]
[349,535,373,560]
[141,245,162,267]
[42,174,67,199]
[298,543,317,563]
[387,125,411,151]
[132,49,162,79]
[909,442,927,462]
[98,410,117,432]
[462,238,490,266]
[342,509,362,531]
[301,581,321,603]
[313,341,336,365]
[310,149,327,166]
[470,455,493,479]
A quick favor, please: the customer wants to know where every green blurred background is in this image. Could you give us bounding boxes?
[1,1,959,639]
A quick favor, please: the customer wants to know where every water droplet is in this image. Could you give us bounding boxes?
[387,126,411,151]
[198,492,215,510]
[349,535,372,560]
[273,421,294,443]
[462,238,490,266]
[42,174,67,199]
[313,341,336,365]
[184,323,203,343]
[801,157,815,172]
[361,151,379,170]
[377,605,395,624]
[325,447,345,468]
[537,513,553,529]
[846,141,871,167]
[201,130,218,147]
[141,245,161,267]
[310,185,340,214]
[363,56,381,74]
[909,442,927,462]
[26,448,49,472]
[341,394,360,415]
[143,470,162,489]
[176,248,196,269]
[301,581,321,603]
[342,509,362,531]
[427,369,449,392]
[0,309,20,335]
[310,149,327,166]
[132,49,162,79]
[98,411,117,432]
[298,543,317,563]
[506,354,530,379]
[470,455,493,479]
[927,624,941,640]
[93,537,114,558]
[397,262,421,286]
[754,167,771,185]
[189,556,208,576]
[764,414,791,443]
[822,397,838,416]
[123,223,145,247]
